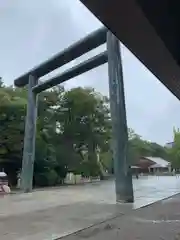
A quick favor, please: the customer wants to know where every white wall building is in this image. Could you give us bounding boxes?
[165,142,174,149]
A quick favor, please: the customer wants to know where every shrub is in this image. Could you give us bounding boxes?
[34,169,58,187]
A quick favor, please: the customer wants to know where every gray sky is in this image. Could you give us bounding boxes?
[0,0,179,145]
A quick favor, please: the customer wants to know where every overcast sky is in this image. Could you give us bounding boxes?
[0,0,179,145]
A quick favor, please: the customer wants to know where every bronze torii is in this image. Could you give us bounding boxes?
[14,28,134,203]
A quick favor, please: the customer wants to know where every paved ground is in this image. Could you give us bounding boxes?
[63,194,180,240]
[0,176,180,239]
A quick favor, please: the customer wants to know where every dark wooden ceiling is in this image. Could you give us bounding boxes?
[80,0,180,100]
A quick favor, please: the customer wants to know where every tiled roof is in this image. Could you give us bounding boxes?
[143,157,170,167]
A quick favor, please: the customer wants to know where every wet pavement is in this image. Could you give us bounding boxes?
[63,193,180,240]
[133,175,180,208]
[0,176,180,239]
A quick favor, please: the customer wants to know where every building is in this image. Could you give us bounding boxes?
[132,157,171,173]
[165,142,174,149]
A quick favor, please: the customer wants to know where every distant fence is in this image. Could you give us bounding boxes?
[65,173,100,185]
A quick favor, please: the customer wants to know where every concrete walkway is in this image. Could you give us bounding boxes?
[63,193,180,240]
[0,176,180,239]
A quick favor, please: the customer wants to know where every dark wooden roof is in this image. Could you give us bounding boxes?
[80,0,180,100]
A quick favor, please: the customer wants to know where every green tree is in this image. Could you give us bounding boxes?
[56,87,111,176]
[0,83,27,185]
[168,128,180,169]
[128,129,168,164]
[1,79,171,188]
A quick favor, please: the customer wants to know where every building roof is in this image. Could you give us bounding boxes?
[165,142,174,148]
[144,157,170,168]
[80,0,180,100]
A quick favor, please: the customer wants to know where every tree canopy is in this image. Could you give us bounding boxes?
[0,79,171,186]
[167,128,180,169]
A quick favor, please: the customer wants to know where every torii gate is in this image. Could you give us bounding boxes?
[14,29,134,203]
